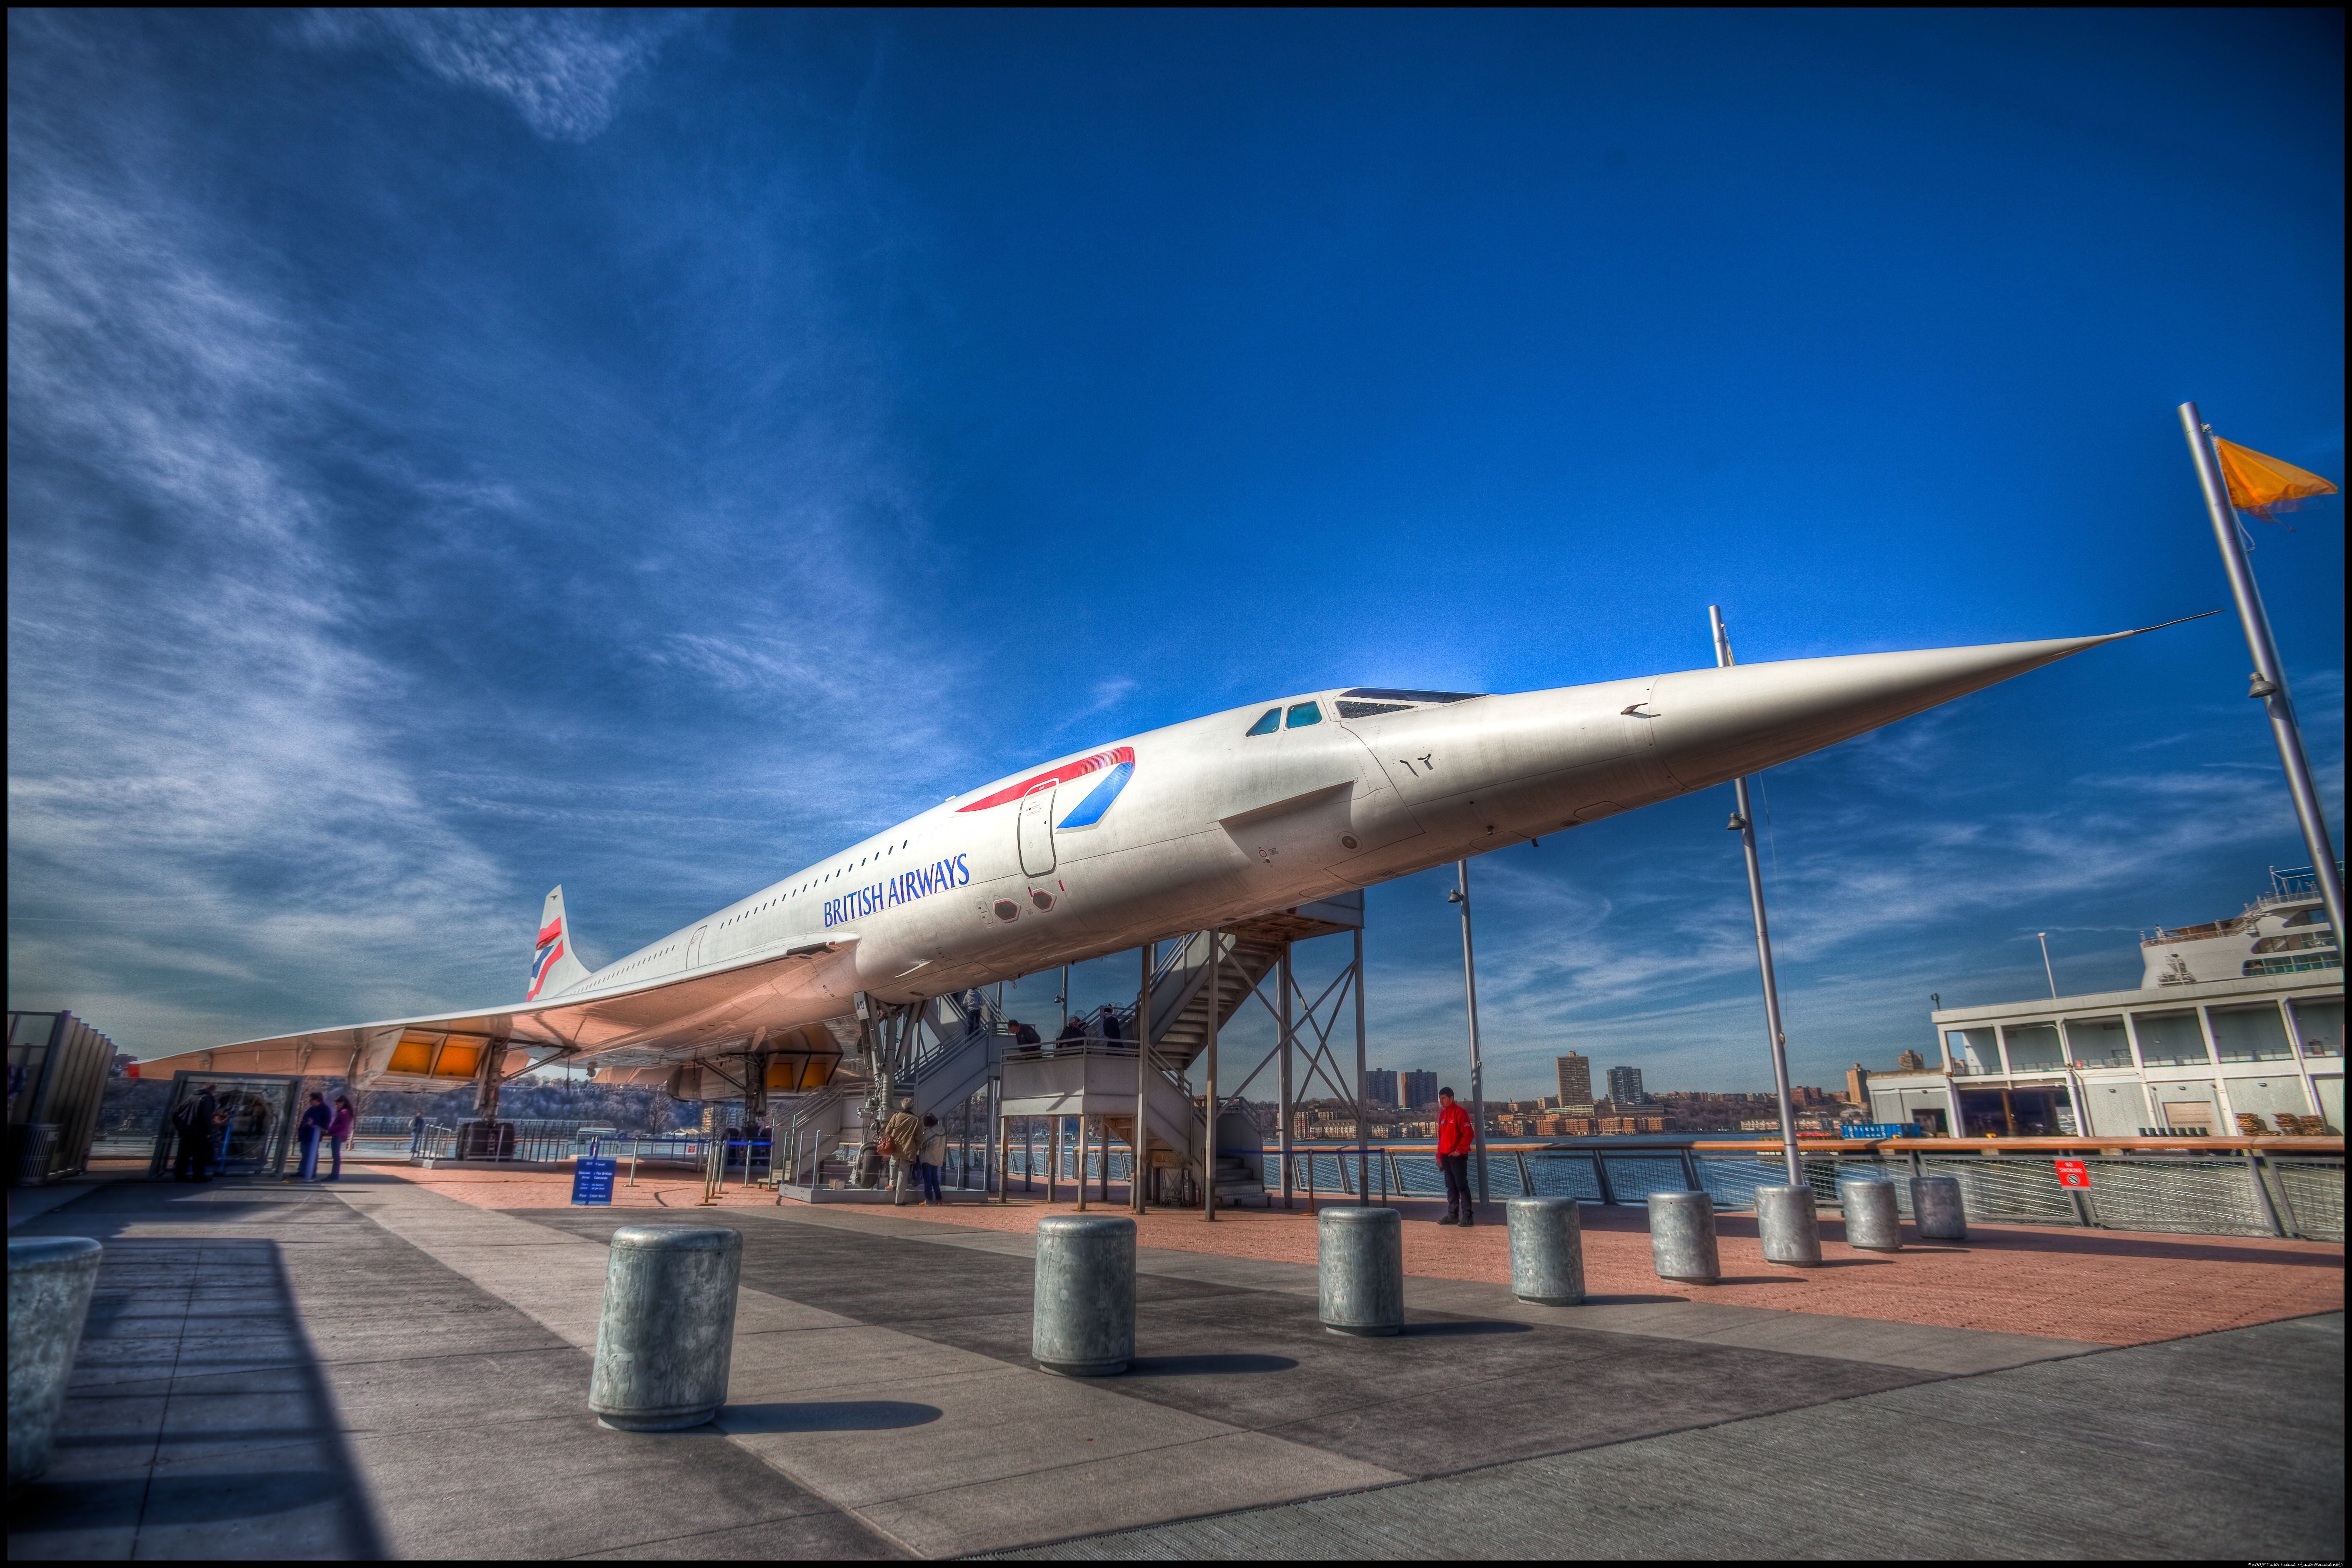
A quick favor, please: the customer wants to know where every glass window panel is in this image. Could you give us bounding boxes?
[2289,997,2343,1057]
[2061,1015,2134,1068]
[2003,1022,2065,1073]
[2131,1009,2209,1067]
[1336,700,1413,719]
[1244,708,1280,737]
[2209,1003,2294,1062]
[1286,702,1323,729]
[1946,1028,1998,1075]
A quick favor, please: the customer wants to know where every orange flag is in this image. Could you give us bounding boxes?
[2214,438,2339,515]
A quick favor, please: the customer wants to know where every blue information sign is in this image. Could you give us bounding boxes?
[571,1157,616,1206]
[1839,1124,1912,1140]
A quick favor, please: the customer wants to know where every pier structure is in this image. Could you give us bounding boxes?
[772,892,1369,1214]
[5,1162,2342,1560]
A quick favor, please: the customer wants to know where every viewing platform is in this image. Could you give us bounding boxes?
[8,1159,2342,1560]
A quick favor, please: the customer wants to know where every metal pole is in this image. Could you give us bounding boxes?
[1135,939,1151,1214]
[2036,933,2058,1000]
[1452,859,1490,1202]
[1712,606,1804,1187]
[1058,964,1071,1038]
[1204,930,1220,1221]
[1075,1115,1089,1211]
[2178,403,2348,943]
[1353,927,1369,1207]
[1278,944,1295,1210]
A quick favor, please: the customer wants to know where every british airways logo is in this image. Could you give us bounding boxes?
[955,746,1135,828]
[527,918,564,1001]
[825,854,972,929]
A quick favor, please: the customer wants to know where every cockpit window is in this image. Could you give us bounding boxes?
[1287,702,1322,729]
[1337,700,1411,719]
[1245,707,1280,737]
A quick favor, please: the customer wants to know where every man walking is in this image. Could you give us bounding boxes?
[1435,1086,1475,1226]
[171,1086,219,1182]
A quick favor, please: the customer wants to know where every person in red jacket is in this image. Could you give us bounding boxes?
[1435,1087,1477,1225]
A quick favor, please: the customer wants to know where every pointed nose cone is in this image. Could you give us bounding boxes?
[1646,630,2139,792]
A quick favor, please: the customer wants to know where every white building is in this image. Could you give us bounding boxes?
[1866,871,2342,1137]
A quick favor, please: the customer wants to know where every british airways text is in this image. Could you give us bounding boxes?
[825,853,971,928]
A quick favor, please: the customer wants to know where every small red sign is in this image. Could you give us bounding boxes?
[2054,1158,2090,1189]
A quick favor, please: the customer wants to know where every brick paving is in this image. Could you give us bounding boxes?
[396,1165,2342,1347]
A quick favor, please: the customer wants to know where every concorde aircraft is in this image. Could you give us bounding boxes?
[137,622,2200,1101]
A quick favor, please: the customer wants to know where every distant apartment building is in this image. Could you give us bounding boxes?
[1401,1070,1438,1109]
[1555,1053,1591,1105]
[1844,1065,1870,1105]
[1606,1065,1645,1104]
[1364,1068,1399,1107]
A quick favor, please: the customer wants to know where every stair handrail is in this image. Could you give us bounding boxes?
[907,991,1001,1084]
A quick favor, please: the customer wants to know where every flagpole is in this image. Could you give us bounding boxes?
[1711,606,1803,1189]
[2178,403,2349,944]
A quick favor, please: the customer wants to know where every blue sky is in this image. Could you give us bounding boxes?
[8,9,2342,1098]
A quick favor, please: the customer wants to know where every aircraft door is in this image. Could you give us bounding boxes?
[1018,784,1057,877]
[685,925,708,968]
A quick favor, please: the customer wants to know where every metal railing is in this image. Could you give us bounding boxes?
[1248,1138,2343,1242]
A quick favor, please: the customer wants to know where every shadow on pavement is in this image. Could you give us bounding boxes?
[723,1400,943,1433]
[1125,1353,1299,1376]
[5,1181,386,1560]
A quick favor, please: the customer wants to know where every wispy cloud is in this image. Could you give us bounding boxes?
[297,9,686,142]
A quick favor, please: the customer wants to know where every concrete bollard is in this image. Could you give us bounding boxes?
[1032,1214,1136,1375]
[1648,1190,1720,1283]
[1318,1206,1405,1335]
[1505,1197,1585,1306]
[9,1236,105,1491]
[1911,1175,1967,1241]
[1839,1177,1904,1252]
[1756,1184,1823,1266]
[590,1225,741,1431]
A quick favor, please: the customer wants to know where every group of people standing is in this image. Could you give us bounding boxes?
[168,1085,353,1182]
[293,1092,354,1182]
[879,1100,949,1205]
[999,1004,1125,1059]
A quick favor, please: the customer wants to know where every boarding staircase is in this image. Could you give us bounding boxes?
[781,894,1362,1202]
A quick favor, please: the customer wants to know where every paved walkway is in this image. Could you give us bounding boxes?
[6,1170,2343,1560]
[404,1165,2345,1345]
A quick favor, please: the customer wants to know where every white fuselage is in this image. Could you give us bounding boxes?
[561,628,2130,1029]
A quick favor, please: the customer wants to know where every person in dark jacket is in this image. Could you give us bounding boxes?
[914,1112,946,1205]
[295,1092,332,1182]
[1435,1087,1476,1225]
[1007,1019,1042,1058]
[172,1087,219,1182]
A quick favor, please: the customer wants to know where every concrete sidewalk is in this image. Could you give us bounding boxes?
[7,1172,2343,1560]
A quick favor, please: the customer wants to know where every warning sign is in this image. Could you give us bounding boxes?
[2054,1158,2090,1189]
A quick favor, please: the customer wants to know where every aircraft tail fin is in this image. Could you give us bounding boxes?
[529,886,596,1001]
